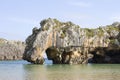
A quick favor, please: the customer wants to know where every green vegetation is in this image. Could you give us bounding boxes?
[61,26,69,33]
[84,28,95,37]
[90,41,94,45]
[53,19,60,24]
[60,32,66,39]
[105,39,110,43]
[0,38,6,46]
[76,25,80,28]
[109,39,116,44]
[83,25,119,38]
[43,26,49,31]
[109,39,119,47]
[97,27,104,37]
[53,26,58,29]
[106,25,120,33]
[63,21,73,26]
[59,25,70,39]
[53,19,62,28]
[42,24,50,31]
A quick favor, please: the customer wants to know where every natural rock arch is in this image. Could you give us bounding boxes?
[23,18,120,64]
[23,19,60,64]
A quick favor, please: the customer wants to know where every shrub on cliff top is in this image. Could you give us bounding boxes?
[84,28,95,37]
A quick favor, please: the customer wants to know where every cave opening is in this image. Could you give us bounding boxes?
[43,52,52,65]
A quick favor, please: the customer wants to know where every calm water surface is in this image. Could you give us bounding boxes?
[0,60,120,80]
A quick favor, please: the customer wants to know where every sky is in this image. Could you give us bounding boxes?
[0,0,120,41]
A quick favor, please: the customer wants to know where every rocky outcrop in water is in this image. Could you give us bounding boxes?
[23,18,120,64]
[0,38,25,60]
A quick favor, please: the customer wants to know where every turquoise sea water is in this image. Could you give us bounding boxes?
[0,60,120,80]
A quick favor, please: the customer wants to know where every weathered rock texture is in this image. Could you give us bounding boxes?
[0,38,25,60]
[23,18,120,64]
[89,47,120,63]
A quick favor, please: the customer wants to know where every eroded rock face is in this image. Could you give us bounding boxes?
[90,47,120,63]
[23,18,120,64]
[62,51,87,64]
[46,47,62,64]
[0,38,25,60]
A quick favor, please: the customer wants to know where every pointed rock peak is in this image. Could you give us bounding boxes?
[40,18,59,27]
[39,18,60,31]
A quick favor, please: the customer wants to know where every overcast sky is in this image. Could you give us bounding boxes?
[0,0,120,41]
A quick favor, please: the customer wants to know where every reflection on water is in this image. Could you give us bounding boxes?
[0,60,120,80]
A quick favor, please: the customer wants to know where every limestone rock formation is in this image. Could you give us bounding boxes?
[0,38,25,60]
[89,47,120,63]
[23,18,120,64]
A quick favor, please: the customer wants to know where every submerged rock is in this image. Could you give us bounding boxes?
[23,18,120,64]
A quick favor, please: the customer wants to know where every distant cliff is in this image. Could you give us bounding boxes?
[0,38,25,60]
[23,18,120,64]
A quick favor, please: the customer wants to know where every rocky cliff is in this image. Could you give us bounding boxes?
[0,38,25,60]
[23,18,120,64]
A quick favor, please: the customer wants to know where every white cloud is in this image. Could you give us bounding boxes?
[68,1,92,7]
